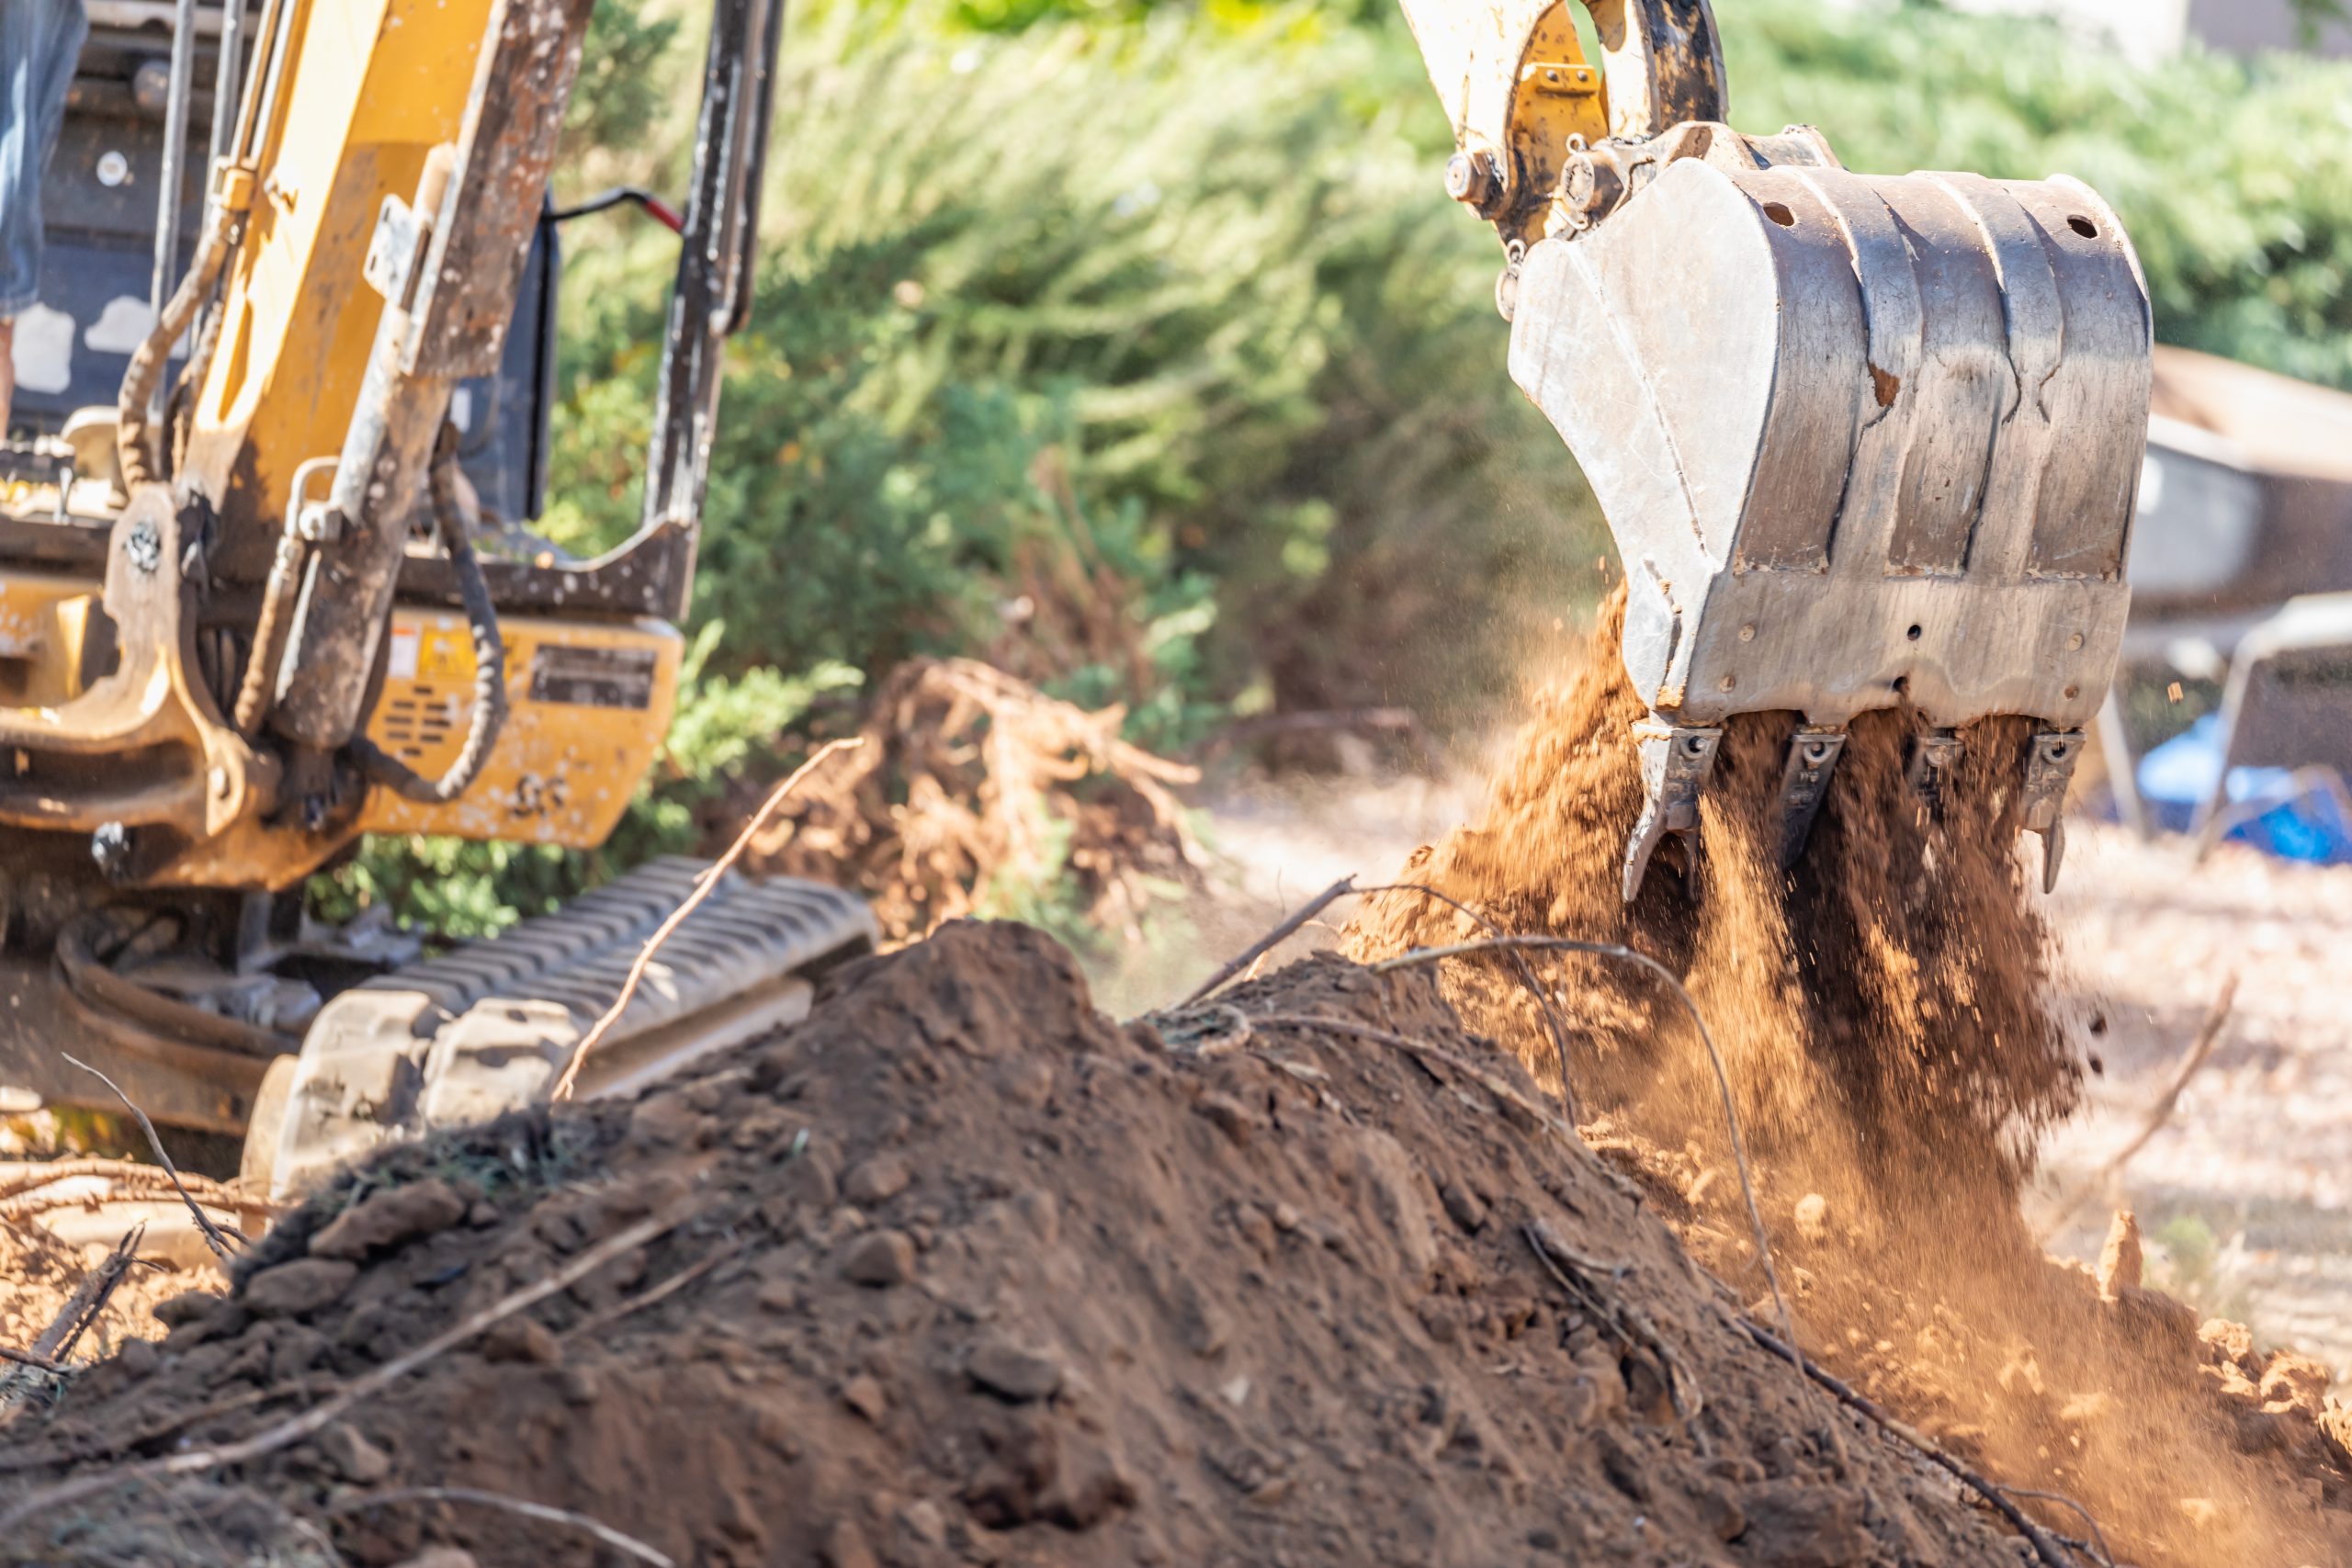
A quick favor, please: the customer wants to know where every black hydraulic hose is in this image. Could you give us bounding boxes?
[118,209,235,489]
[549,185,684,233]
[350,429,507,805]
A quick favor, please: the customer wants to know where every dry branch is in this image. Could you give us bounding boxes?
[1181,875,1356,1007]
[32,1223,142,1365]
[1525,1221,1701,1424]
[751,660,1203,944]
[1352,882,1583,1123]
[551,739,864,1100]
[0,1159,259,1205]
[60,1055,242,1261]
[0,1205,694,1533]
[331,1484,675,1566]
[1727,1313,2077,1568]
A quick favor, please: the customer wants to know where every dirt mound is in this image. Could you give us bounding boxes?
[1,921,2064,1568]
[746,658,1204,945]
[1342,592,2352,1564]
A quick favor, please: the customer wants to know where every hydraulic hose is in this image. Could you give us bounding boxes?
[117,209,236,490]
[232,457,337,739]
[350,427,507,805]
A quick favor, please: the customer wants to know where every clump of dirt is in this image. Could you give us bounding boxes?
[1342,589,2352,1565]
[4,923,2064,1568]
[749,658,1204,944]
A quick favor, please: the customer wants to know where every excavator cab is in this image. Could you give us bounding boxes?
[1400,0,2153,898]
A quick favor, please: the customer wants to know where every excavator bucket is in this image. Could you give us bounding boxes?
[1402,1,2152,899]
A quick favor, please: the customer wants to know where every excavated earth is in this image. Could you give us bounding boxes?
[0,920,2093,1568]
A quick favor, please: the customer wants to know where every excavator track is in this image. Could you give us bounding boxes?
[251,859,875,1200]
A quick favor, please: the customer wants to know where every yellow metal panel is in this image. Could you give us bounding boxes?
[356,610,684,847]
[188,0,494,571]
[0,573,103,708]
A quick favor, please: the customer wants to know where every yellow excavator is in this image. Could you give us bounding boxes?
[0,1,2149,1201]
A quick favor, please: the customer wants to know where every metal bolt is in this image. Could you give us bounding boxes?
[1443,151,1504,214]
[2065,632,2085,651]
[1738,624,1757,643]
[1719,675,1736,692]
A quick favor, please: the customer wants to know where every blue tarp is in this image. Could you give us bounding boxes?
[2136,714,2352,863]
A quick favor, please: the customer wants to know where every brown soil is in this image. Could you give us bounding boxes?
[3,921,2069,1568]
[1343,589,2352,1566]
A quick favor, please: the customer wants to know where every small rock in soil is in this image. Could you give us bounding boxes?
[481,1317,562,1366]
[1742,1484,1873,1568]
[1193,1091,1259,1145]
[243,1258,359,1317]
[1793,1193,1829,1245]
[820,1520,880,1568]
[842,1229,918,1288]
[843,1373,889,1422]
[317,1421,392,1483]
[968,1336,1065,1403]
[843,1153,914,1205]
[309,1179,468,1260]
[1438,1181,1488,1234]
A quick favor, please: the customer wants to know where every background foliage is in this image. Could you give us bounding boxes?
[325,0,2352,936]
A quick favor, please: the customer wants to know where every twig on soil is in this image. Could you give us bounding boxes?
[2036,975,2237,1243]
[1181,875,1358,1007]
[0,1158,262,1206]
[0,1346,65,1374]
[1371,935,1800,1400]
[0,1205,695,1531]
[1351,882,1583,1126]
[31,1223,143,1365]
[0,1179,276,1224]
[565,1238,741,1340]
[1524,1222,1702,1426]
[552,738,865,1101]
[1725,1313,2079,1568]
[1242,1013,1571,1139]
[331,1485,675,1566]
[1999,1487,2119,1568]
[60,1055,243,1261]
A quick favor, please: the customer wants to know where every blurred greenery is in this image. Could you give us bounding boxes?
[322,0,2352,937]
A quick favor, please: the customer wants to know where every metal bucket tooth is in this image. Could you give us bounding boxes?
[2018,729,2084,893]
[1623,722,1722,902]
[1905,730,1963,818]
[1775,726,1847,868]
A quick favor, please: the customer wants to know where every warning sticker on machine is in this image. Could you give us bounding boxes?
[527,645,659,710]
